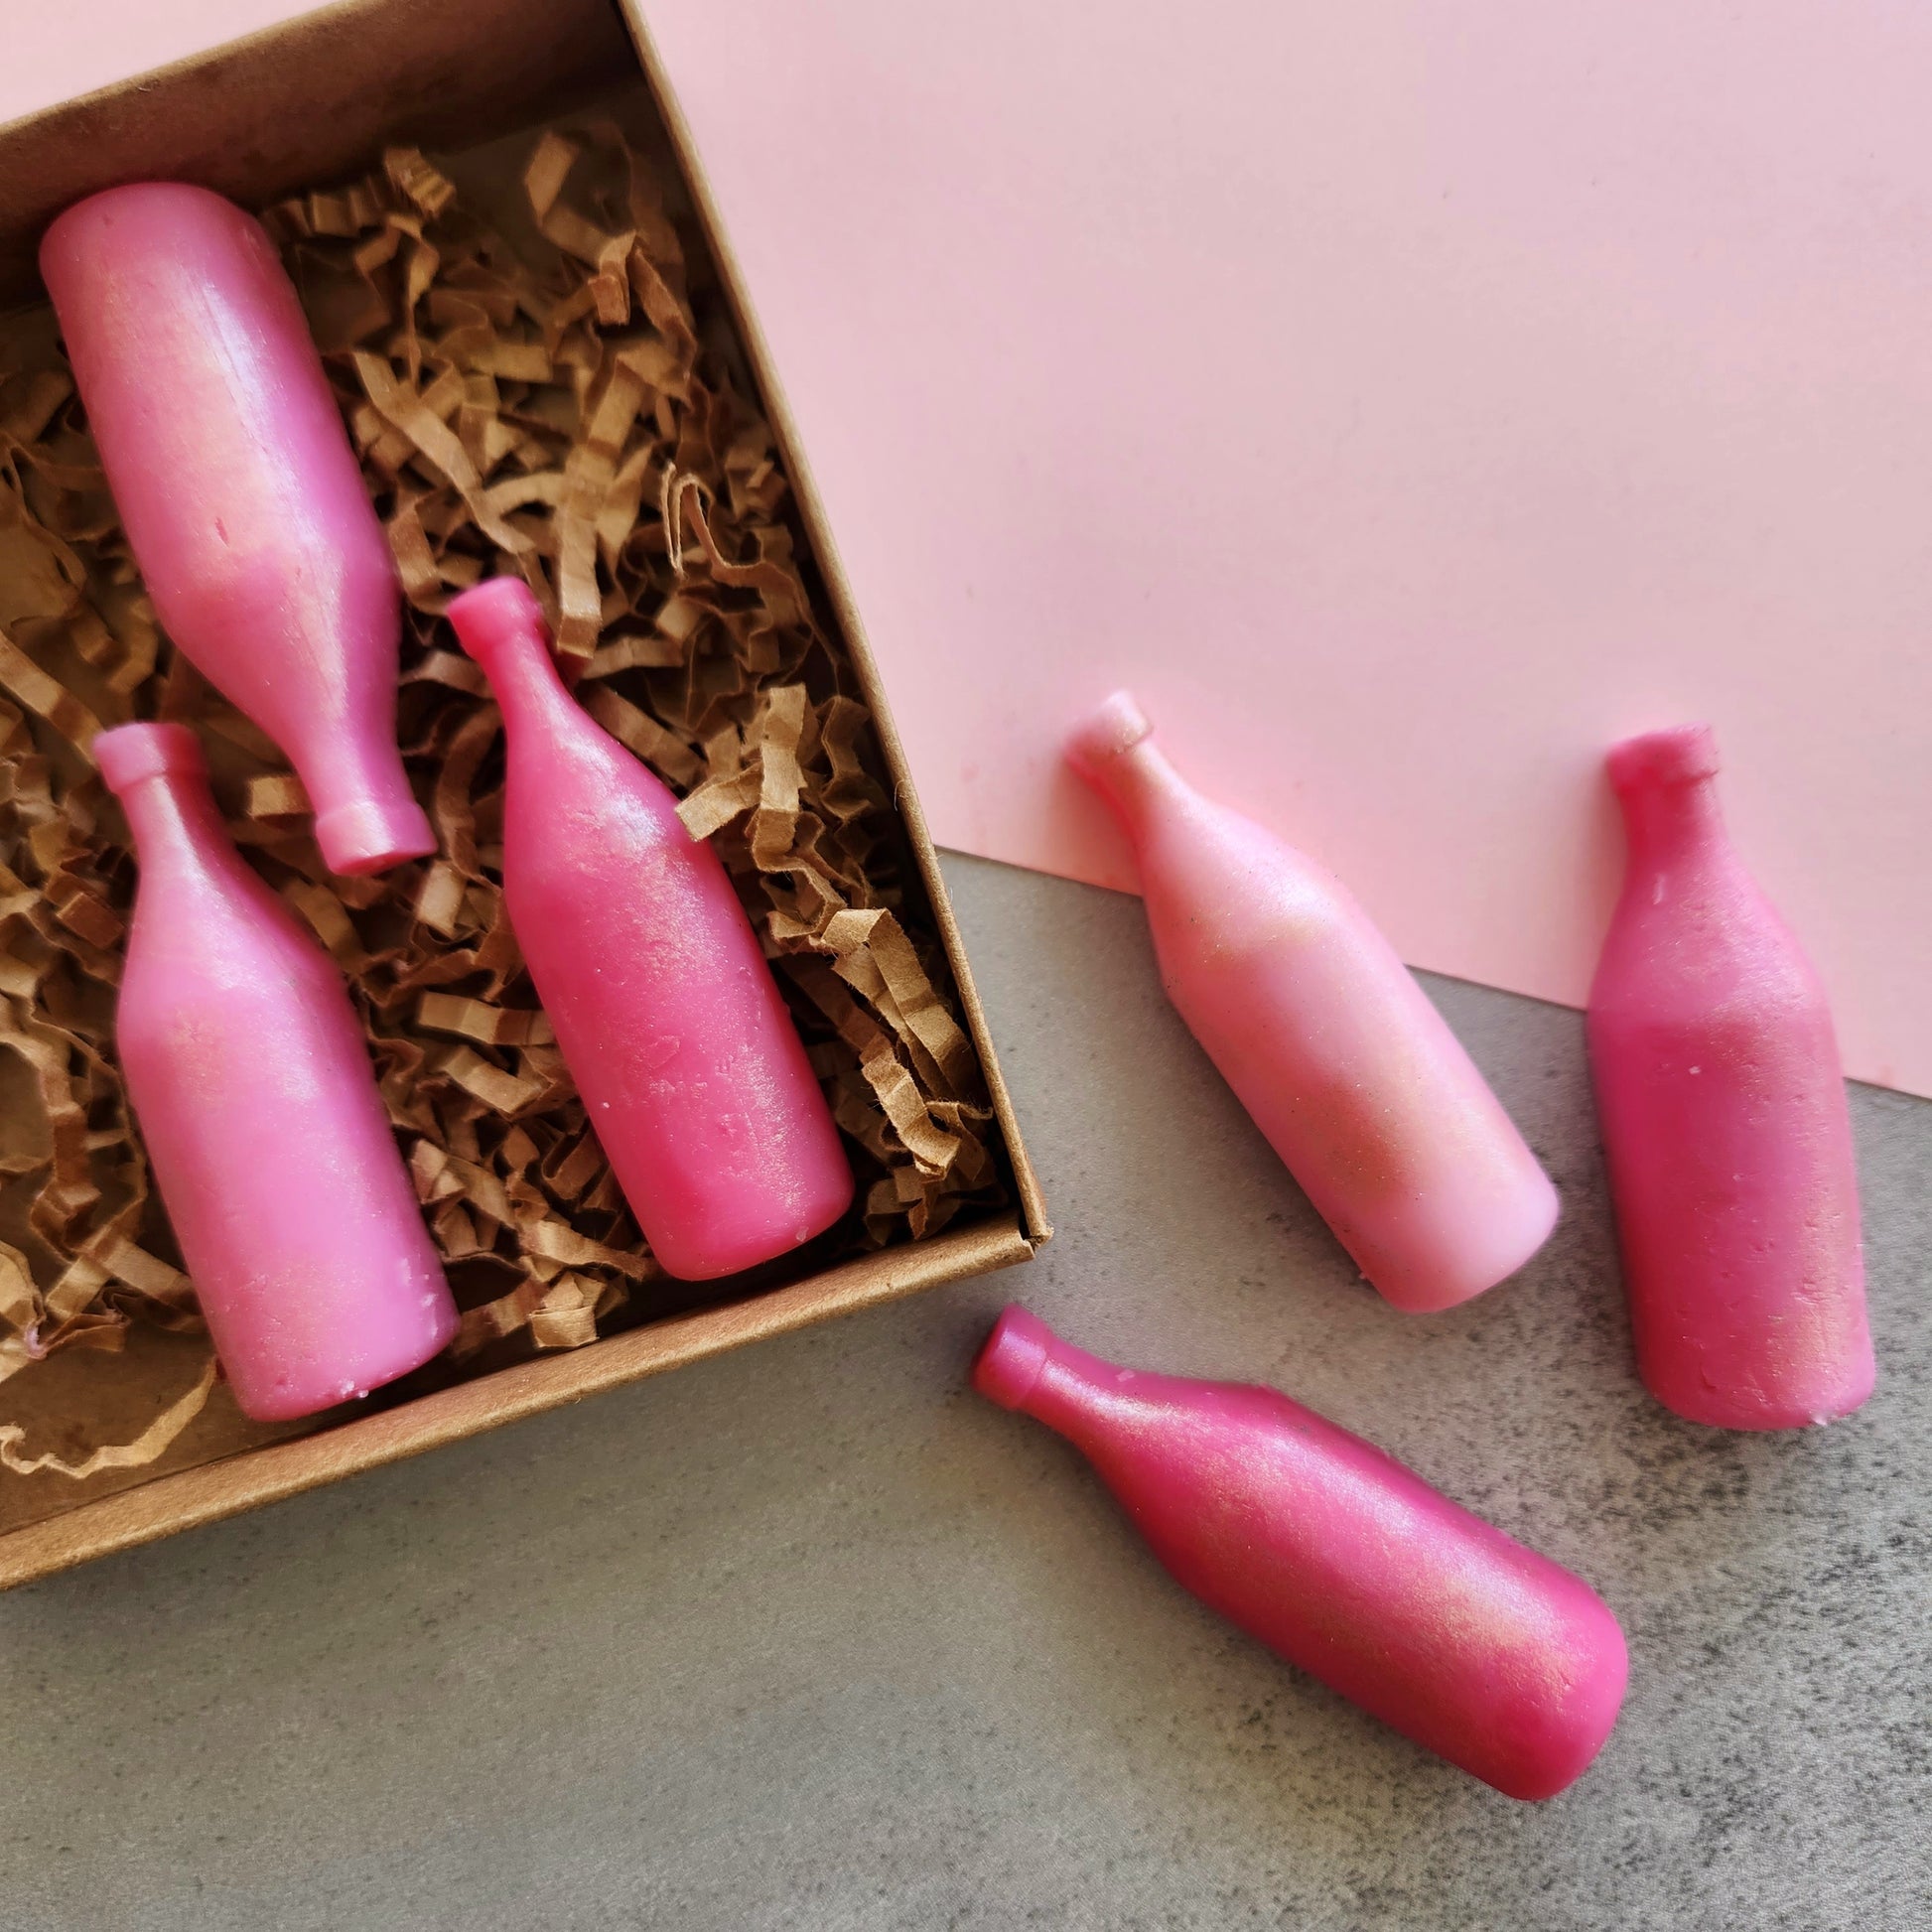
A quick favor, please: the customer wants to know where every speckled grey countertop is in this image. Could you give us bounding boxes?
[3,855,1926,1931]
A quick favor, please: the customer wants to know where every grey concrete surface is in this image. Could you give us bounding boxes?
[2,853,1927,1932]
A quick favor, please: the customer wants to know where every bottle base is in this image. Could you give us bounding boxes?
[1352,1172,1562,1314]
[649,1170,856,1283]
[227,1297,461,1424]
[1641,1363,1876,1433]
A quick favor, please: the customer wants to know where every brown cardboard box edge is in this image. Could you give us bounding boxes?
[0,0,1047,1589]
[0,1217,1035,1589]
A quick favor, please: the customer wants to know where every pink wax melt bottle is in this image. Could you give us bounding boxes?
[1069,691,1557,1311]
[445,578,853,1280]
[975,1307,1627,1800]
[41,184,434,877]
[96,724,458,1422]
[1588,725,1872,1430]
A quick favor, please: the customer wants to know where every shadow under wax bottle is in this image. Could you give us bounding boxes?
[445,578,853,1281]
[41,183,435,877]
[1068,691,1558,1311]
[96,723,458,1422]
[974,1306,1628,1800]
[1587,724,1872,1430]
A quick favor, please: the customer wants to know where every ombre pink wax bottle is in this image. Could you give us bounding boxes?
[975,1307,1628,1801]
[1069,691,1557,1311]
[97,723,458,1422]
[42,184,434,876]
[446,578,852,1281]
[1588,724,1872,1430]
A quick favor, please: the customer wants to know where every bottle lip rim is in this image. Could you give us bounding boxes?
[446,573,546,657]
[314,795,438,877]
[972,1304,1054,1411]
[1066,689,1155,779]
[1606,723,1721,790]
[92,720,207,795]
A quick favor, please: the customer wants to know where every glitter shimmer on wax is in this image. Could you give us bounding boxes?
[974,1306,1628,1801]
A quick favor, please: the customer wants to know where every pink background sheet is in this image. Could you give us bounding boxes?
[7,2,1930,1094]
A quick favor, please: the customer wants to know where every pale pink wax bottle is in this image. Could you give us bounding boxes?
[1587,725,1872,1430]
[96,723,458,1422]
[1069,692,1558,1311]
[975,1307,1627,1800]
[41,184,435,876]
[445,578,853,1280]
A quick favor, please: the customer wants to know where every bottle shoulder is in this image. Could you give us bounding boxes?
[121,867,340,1008]
[1076,1377,1311,1470]
[1134,795,1351,962]
[502,729,689,859]
[1592,862,1823,1021]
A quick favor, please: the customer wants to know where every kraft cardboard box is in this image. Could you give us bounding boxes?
[0,0,1047,1589]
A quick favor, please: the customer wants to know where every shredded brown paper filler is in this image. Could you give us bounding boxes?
[0,121,1001,1483]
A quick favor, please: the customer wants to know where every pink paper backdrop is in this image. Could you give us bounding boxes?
[7,3,1930,1094]
[0,0,299,124]
[636,0,1932,1096]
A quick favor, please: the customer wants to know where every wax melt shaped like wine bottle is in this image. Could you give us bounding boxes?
[445,579,853,1280]
[1069,692,1557,1311]
[95,724,458,1422]
[42,185,434,877]
[1587,726,1872,1430]
[975,1307,1627,1800]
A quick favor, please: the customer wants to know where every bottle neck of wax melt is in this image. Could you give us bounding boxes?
[454,579,693,879]
[457,580,594,754]
[1595,722,1799,1015]
[1068,698,1195,844]
[104,726,247,895]
[1068,691,1325,958]
[100,723,331,995]
[1606,725,1730,879]
[974,1306,1166,1455]
[975,1308,1311,1490]
[303,729,437,881]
